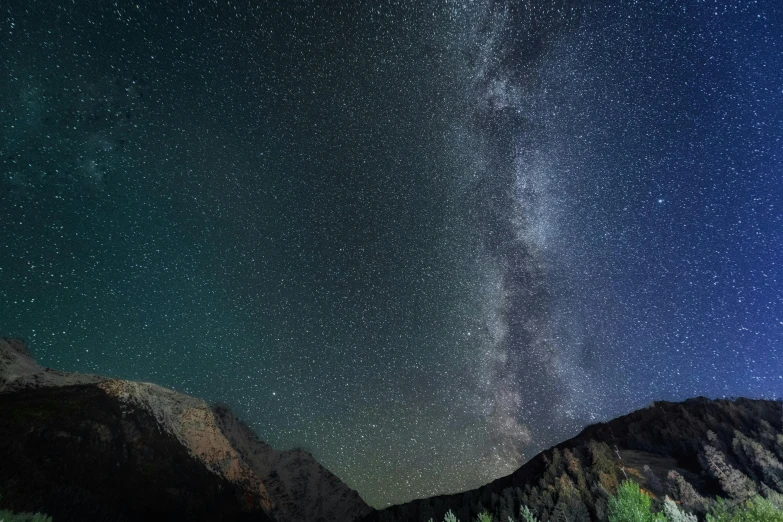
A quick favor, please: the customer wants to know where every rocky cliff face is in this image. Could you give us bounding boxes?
[97,379,274,512]
[367,397,783,522]
[0,338,371,522]
[213,404,373,522]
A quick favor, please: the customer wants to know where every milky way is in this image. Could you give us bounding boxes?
[1,0,782,508]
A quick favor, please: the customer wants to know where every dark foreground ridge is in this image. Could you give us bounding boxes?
[0,383,271,522]
[0,338,371,522]
[366,397,783,522]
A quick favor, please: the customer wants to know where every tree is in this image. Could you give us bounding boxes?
[662,496,697,522]
[667,470,710,515]
[607,480,666,522]
[775,435,783,462]
[520,505,539,522]
[476,512,493,522]
[706,496,783,522]
[732,431,783,494]
[589,441,616,476]
[701,444,757,501]
[500,488,516,521]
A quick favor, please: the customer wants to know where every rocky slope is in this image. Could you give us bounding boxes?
[0,338,371,522]
[0,382,273,521]
[367,397,783,522]
[213,405,373,522]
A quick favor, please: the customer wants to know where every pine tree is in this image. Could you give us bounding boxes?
[589,441,616,476]
[662,496,697,522]
[520,505,539,522]
[706,496,783,522]
[775,435,783,462]
[499,488,515,521]
[732,430,783,493]
[476,511,493,522]
[761,483,783,509]
[667,470,709,515]
[552,492,591,522]
[700,444,757,501]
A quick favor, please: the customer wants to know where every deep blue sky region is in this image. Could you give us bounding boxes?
[1,0,781,508]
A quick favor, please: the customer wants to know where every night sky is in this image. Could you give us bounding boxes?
[1,0,781,508]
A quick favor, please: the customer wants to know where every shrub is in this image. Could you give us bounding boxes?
[706,496,783,522]
[476,512,493,522]
[663,495,697,522]
[608,480,666,522]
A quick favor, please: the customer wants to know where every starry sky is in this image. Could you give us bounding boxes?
[1,0,781,509]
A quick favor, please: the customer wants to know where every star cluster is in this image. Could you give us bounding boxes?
[1,0,781,508]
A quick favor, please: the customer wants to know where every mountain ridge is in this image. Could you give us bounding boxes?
[367,396,783,522]
[2,336,781,522]
[0,337,371,522]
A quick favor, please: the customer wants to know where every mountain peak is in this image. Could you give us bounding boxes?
[368,396,783,522]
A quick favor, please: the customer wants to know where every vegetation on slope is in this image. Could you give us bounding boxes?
[370,398,783,522]
[425,477,783,522]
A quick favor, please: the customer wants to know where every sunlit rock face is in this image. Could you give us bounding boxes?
[212,404,373,522]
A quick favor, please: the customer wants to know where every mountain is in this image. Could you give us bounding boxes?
[367,397,783,522]
[212,404,372,522]
[4,336,781,522]
[0,337,371,522]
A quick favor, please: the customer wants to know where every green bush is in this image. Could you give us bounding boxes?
[608,480,666,522]
[663,496,697,522]
[706,497,783,522]
[605,479,783,522]
[476,512,492,522]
